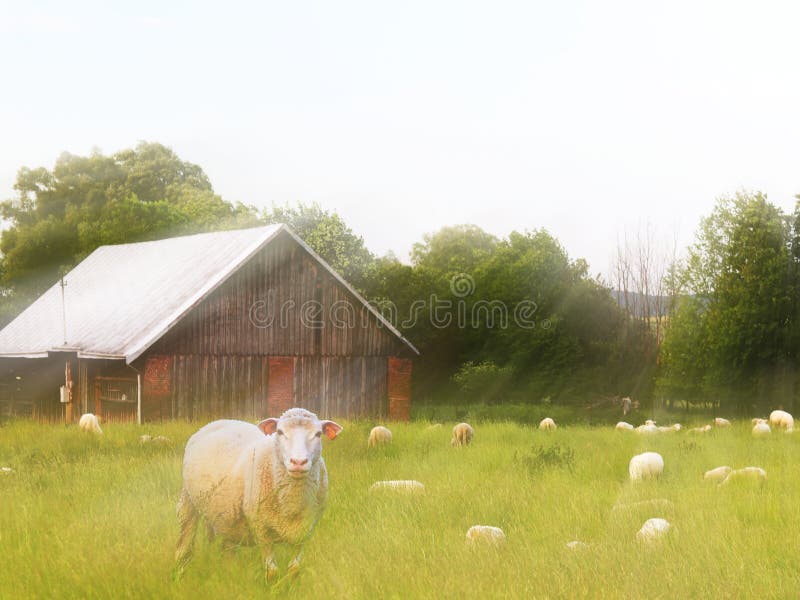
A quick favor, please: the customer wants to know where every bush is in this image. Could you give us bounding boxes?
[451,361,514,405]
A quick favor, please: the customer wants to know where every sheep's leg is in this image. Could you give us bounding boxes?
[260,542,279,582]
[175,488,198,575]
[287,547,304,576]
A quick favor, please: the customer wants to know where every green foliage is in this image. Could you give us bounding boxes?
[451,361,514,404]
[658,192,799,412]
[0,142,260,324]
[515,443,575,475]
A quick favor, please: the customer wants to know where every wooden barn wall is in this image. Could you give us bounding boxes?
[144,354,388,421]
[148,231,410,358]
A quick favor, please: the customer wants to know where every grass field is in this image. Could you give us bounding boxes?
[1,417,799,598]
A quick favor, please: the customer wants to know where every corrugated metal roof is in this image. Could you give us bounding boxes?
[0,224,418,361]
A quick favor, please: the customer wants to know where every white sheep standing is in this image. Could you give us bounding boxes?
[752,421,771,437]
[615,421,634,431]
[369,480,425,493]
[769,410,794,431]
[713,418,731,427]
[635,420,658,435]
[637,518,670,542]
[721,466,767,486]
[78,413,103,434]
[368,426,392,447]
[539,417,557,431]
[465,525,506,546]
[628,451,664,481]
[451,422,474,447]
[703,466,732,483]
[175,408,342,581]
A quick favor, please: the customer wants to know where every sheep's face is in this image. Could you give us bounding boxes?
[258,409,342,478]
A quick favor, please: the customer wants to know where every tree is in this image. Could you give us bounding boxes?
[0,142,259,323]
[657,192,796,412]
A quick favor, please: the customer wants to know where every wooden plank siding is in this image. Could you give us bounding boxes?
[134,230,410,421]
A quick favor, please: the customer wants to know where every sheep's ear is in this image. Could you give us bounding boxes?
[321,421,342,440]
[257,418,279,435]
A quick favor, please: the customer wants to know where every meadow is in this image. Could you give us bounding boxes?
[1,416,799,599]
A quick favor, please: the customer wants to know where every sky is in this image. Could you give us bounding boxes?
[1,1,799,279]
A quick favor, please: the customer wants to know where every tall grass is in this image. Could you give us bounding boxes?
[1,418,798,598]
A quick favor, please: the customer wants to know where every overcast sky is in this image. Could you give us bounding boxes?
[1,1,799,278]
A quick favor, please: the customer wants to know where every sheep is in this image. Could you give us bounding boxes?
[175,408,342,582]
[721,467,767,486]
[657,424,682,433]
[628,452,664,481]
[713,418,731,427]
[1,467,13,474]
[635,421,658,435]
[615,421,634,431]
[539,417,557,431]
[752,421,771,437]
[369,480,425,493]
[703,466,732,483]
[465,525,506,546]
[688,424,712,434]
[636,518,670,542]
[368,426,392,447]
[451,423,474,447]
[769,410,794,431]
[78,413,103,434]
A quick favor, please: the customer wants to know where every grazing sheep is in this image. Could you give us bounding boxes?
[752,421,771,437]
[368,426,392,447]
[713,418,731,427]
[636,518,670,542]
[629,452,664,481]
[369,480,425,493]
[539,417,557,431]
[769,410,794,431]
[175,408,342,581]
[78,413,103,434]
[1,467,13,474]
[451,423,474,447]
[566,540,589,550]
[703,466,732,483]
[465,525,506,546]
[615,421,634,431]
[635,421,658,435]
[689,424,712,434]
[657,424,682,433]
[721,467,767,486]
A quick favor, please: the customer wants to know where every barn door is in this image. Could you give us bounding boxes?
[267,357,295,416]
[388,357,412,421]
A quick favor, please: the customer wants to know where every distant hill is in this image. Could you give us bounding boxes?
[610,290,671,318]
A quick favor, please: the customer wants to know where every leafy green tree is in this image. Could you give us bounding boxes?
[0,142,259,323]
[657,192,796,412]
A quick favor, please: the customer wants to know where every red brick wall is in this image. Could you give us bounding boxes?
[268,356,294,416]
[387,357,412,421]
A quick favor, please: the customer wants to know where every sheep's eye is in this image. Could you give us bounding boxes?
[314,431,322,438]
[276,429,285,436]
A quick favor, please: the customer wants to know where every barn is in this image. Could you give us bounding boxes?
[0,225,417,423]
